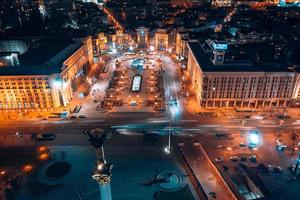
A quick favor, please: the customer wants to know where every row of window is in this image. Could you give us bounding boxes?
[0,101,53,109]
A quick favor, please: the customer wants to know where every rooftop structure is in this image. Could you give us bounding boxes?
[0,38,82,75]
[187,41,291,72]
[186,41,300,108]
[0,36,94,110]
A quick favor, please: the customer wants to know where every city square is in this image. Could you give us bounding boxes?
[0,0,300,200]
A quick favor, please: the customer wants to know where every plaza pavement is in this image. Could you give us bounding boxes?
[15,145,198,200]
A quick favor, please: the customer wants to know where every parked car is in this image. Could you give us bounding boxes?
[239,143,247,148]
[269,165,282,173]
[240,156,247,162]
[70,115,77,119]
[249,155,257,162]
[36,133,56,141]
[78,115,86,118]
[230,156,239,162]
[215,157,224,162]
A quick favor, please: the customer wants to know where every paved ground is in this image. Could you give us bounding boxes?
[14,146,197,200]
[1,133,198,200]
[200,130,300,200]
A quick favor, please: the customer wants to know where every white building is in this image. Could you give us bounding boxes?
[187,41,300,108]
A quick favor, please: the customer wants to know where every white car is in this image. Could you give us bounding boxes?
[215,157,224,162]
[230,156,239,162]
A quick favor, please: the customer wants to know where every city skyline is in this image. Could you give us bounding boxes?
[0,0,300,200]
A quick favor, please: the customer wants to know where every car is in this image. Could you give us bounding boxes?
[268,165,282,173]
[36,133,56,141]
[249,155,257,162]
[15,132,23,137]
[276,139,283,144]
[226,146,234,151]
[215,144,223,149]
[268,165,275,173]
[239,162,248,169]
[240,156,247,162]
[78,115,86,118]
[239,143,247,148]
[230,156,239,162]
[169,96,177,107]
[215,157,224,162]
[70,115,77,119]
[274,166,282,173]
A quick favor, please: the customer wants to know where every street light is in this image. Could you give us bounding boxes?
[150,45,155,51]
[248,132,260,146]
[247,131,262,156]
[164,111,173,154]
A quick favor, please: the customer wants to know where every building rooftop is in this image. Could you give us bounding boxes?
[188,41,291,73]
[0,38,82,76]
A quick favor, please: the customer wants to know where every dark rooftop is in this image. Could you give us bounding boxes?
[0,38,82,76]
[187,42,291,73]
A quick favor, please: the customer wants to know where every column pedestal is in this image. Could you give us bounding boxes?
[99,182,112,200]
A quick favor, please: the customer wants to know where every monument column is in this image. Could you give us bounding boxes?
[92,159,113,200]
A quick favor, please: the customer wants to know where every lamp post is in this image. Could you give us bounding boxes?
[164,110,173,154]
[247,131,261,157]
[83,128,113,200]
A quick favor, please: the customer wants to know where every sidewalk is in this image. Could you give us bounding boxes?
[180,144,238,200]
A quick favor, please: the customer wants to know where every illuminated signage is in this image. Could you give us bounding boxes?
[212,42,228,50]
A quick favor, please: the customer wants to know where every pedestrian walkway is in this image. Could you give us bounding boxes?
[181,144,237,200]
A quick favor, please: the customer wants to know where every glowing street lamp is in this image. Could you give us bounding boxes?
[247,131,262,156]
[164,111,173,154]
[0,170,6,176]
[248,131,261,147]
[149,45,155,51]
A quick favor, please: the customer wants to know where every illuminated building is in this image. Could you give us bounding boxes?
[93,32,108,56]
[154,29,169,51]
[175,32,189,60]
[187,41,300,108]
[0,37,93,110]
[136,27,150,48]
[212,0,232,7]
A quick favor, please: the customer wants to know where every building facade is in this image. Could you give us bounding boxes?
[136,27,150,48]
[154,29,169,51]
[187,41,300,109]
[0,36,94,110]
[175,32,189,60]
